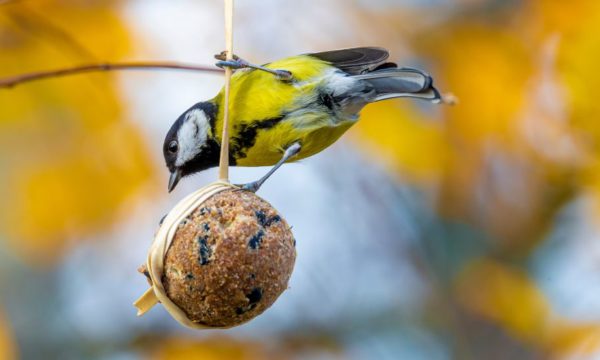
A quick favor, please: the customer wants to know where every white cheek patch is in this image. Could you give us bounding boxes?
[175,109,210,166]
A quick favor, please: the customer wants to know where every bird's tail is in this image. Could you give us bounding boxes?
[354,67,442,103]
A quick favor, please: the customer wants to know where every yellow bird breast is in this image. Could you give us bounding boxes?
[213,55,360,167]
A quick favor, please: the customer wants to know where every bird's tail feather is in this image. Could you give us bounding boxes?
[354,67,441,103]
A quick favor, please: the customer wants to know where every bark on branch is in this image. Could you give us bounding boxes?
[0,62,223,89]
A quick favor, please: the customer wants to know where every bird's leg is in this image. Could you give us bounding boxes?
[238,142,302,193]
[215,51,293,81]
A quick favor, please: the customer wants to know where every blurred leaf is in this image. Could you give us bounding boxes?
[0,310,17,360]
[423,24,532,144]
[352,101,449,182]
[0,1,157,265]
[550,2,600,207]
[369,13,583,256]
[456,259,600,357]
[456,259,551,343]
[148,337,274,360]
[547,322,600,359]
[417,23,533,223]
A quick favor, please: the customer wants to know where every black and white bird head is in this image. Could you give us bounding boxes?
[163,102,220,192]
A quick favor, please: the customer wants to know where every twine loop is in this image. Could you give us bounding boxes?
[133,181,236,329]
[134,0,237,329]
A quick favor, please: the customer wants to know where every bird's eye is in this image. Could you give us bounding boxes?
[168,141,178,153]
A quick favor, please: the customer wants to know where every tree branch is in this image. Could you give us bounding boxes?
[0,62,224,89]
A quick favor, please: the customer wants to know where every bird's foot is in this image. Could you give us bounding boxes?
[233,142,302,194]
[235,181,262,193]
[215,51,292,81]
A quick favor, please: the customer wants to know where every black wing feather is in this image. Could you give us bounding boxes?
[307,47,392,75]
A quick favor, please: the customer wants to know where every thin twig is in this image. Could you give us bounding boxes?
[0,62,223,89]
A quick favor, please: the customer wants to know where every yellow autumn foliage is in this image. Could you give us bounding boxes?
[148,337,273,360]
[353,0,600,246]
[0,310,16,360]
[352,101,449,182]
[456,259,552,344]
[0,1,156,265]
[550,2,600,210]
[456,259,600,358]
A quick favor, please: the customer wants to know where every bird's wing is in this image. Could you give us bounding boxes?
[307,47,392,75]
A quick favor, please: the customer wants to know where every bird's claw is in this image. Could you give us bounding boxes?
[273,69,293,81]
[215,51,293,81]
[235,182,261,193]
[215,51,248,69]
[214,51,240,62]
[215,59,246,70]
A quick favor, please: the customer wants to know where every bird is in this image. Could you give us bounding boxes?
[164,47,442,192]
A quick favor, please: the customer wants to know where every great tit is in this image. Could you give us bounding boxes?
[164,47,441,192]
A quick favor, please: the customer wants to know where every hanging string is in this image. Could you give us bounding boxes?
[133,181,235,328]
[133,0,238,322]
[218,0,234,182]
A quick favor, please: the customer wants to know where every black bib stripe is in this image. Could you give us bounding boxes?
[231,116,285,160]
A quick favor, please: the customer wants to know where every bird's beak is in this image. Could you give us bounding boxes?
[168,169,182,192]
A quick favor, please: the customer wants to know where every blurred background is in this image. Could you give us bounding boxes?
[1,0,600,359]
